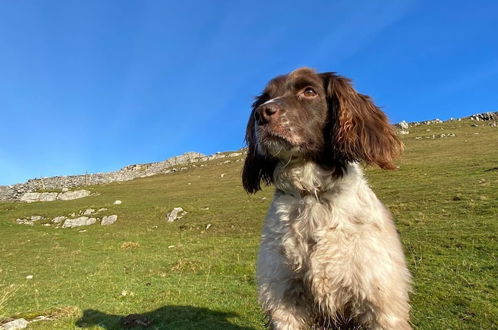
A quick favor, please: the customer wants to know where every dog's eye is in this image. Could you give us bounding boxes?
[303,87,317,98]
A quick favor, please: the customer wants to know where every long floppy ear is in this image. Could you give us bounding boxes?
[321,72,403,169]
[242,98,277,193]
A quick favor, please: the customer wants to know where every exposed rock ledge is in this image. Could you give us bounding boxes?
[19,190,91,203]
[0,151,245,202]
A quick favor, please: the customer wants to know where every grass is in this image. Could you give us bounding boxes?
[0,119,497,329]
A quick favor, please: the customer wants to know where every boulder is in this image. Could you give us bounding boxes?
[398,120,409,130]
[101,215,118,225]
[62,217,97,228]
[166,207,187,222]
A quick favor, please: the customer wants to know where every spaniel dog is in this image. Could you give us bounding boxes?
[242,68,411,329]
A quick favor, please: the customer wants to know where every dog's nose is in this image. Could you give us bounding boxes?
[255,103,280,124]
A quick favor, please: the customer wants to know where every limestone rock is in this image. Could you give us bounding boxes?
[166,207,187,222]
[1,318,29,330]
[16,218,33,225]
[83,208,95,215]
[113,200,122,205]
[58,190,91,201]
[20,192,58,203]
[62,217,97,228]
[16,215,44,225]
[398,120,409,129]
[52,216,67,224]
[469,112,496,121]
[101,215,118,225]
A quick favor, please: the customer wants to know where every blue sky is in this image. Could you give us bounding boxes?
[1,1,497,185]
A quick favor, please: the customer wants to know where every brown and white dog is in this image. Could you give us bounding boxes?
[242,68,411,329]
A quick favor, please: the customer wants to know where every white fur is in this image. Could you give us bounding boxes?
[257,161,411,329]
[261,96,283,106]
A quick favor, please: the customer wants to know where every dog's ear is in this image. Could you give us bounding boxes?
[242,97,277,193]
[320,72,403,169]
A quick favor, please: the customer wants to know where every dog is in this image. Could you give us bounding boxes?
[242,68,411,329]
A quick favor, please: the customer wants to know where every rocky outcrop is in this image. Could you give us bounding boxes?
[19,190,91,203]
[403,111,497,127]
[397,120,409,130]
[15,207,118,228]
[0,151,248,202]
[16,216,44,225]
[409,118,444,126]
[468,112,497,121]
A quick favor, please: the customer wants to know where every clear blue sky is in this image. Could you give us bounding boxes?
[1,1,497,185]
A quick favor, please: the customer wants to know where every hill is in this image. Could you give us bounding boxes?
[0,116,497,329]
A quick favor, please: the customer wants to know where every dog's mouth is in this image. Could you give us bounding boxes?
[256,125,302,158]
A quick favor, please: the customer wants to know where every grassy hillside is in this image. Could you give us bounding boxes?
[0,119,497,329]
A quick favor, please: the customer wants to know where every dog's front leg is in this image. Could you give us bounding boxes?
[257,244,310,329]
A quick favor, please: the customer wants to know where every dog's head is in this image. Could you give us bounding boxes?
[242,67,403,193]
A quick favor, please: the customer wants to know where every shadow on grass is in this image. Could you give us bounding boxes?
[75,305,256,329]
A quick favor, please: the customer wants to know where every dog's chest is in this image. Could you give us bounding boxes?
[273,193,338,273]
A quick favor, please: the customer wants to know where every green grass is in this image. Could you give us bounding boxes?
[0,120,497,329]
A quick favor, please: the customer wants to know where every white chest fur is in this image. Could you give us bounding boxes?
[264,162,391,273]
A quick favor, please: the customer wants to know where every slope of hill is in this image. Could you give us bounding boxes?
[0,117,497,329]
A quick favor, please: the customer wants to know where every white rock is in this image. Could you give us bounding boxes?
[39,192,59,202]
[62,217,96,228]
[30,216,43,221]
[113,200,122,205]
[1,318,29,329]
[19,192,42,203]
[166,207,187,222]
[399,130,410,135]
[83,208,95,215]
[399,120,409,129]
[97,208,108,212]
[16,218,33,225]
[52,216,67,224]
[20,190,91,203]
[101,215,118,225]
[58,190,91,201]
